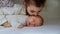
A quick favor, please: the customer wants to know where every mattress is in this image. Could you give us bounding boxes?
[0,19,60,34]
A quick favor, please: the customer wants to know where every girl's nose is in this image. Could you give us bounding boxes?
[34,13,38,16]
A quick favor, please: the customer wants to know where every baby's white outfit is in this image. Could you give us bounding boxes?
[6,15,28,27]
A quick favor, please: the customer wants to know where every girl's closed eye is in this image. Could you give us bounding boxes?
[31,10,35,13]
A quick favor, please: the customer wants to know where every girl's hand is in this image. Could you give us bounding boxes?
[1,21,11,28]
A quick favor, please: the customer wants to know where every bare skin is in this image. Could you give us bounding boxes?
[1,21,11,28]
[27,5,43,16]
[26,16,43,27]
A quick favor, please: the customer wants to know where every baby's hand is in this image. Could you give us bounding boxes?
[17,24,24,28]
[1,21,11,28]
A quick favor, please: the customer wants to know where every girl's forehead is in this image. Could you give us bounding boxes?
[28,5,42,11]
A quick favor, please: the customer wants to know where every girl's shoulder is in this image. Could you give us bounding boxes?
[13,4,23,8]
[13,4,26,15]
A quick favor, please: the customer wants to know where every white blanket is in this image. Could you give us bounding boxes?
[0,19,60,34]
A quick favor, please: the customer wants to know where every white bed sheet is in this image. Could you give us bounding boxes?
[0,19,60,34]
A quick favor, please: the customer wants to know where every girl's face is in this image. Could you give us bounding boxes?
[27,5,43,16]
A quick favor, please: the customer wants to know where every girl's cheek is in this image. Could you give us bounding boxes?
[29,12,33,15]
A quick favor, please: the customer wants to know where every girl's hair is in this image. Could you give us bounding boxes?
[24,0,46,15]
[24,0,46,7]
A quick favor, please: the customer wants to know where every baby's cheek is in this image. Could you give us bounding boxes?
[35,21,42,26]
[35,23,40,26]
[27,22,35,27]
[26,22,30,26]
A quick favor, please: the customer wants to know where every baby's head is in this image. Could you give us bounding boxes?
[26,16,43,27]
[24,0,46,16]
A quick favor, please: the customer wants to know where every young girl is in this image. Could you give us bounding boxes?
[24,0,46,16]
[17,0,46,28]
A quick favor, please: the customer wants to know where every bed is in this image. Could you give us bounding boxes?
[0,19,60,34]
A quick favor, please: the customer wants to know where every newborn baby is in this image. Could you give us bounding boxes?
[0,15,43,28]
[18,16,43,28]
[26,16,43,27]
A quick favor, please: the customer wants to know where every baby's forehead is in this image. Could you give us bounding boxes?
[29,16,40,19]
[29,16,41,21]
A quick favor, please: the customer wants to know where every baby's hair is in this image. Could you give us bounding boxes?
[24,0,46,7]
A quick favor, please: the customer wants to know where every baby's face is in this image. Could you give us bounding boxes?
[27,16,43,27]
